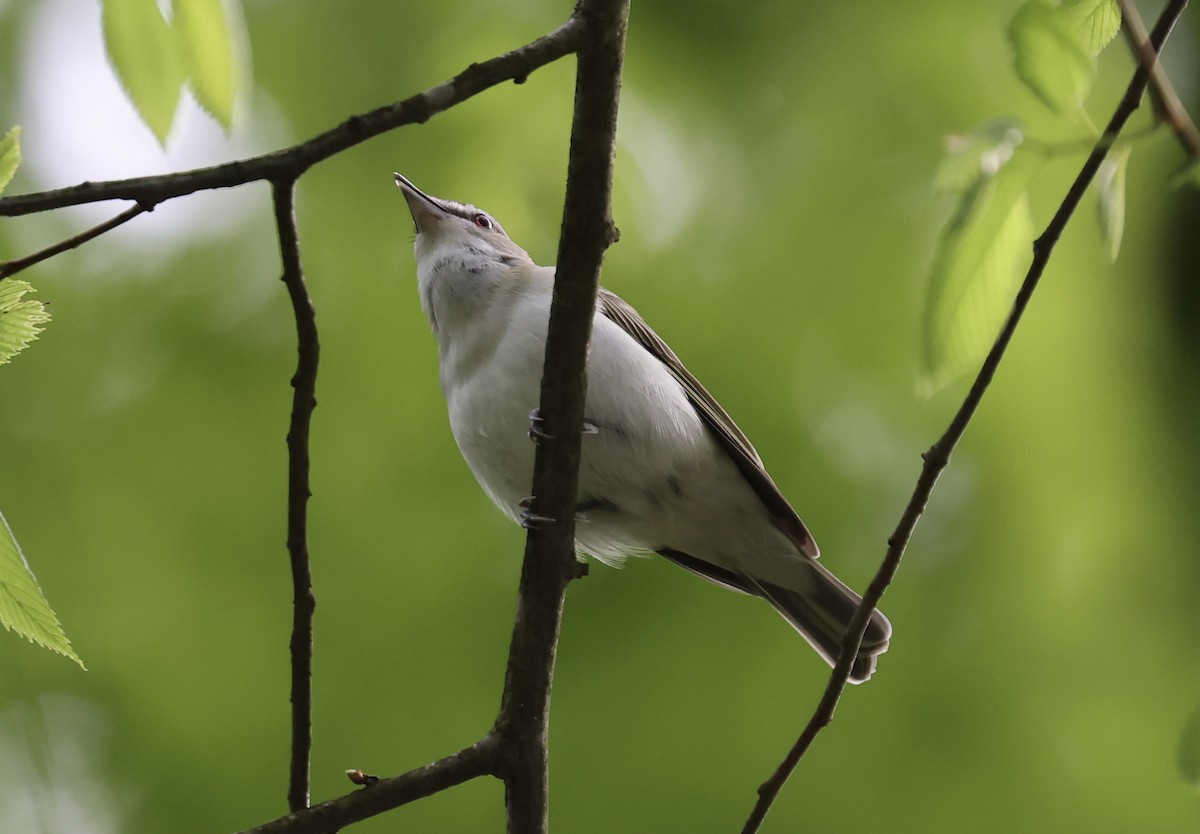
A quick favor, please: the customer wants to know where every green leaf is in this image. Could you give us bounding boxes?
[1059,0,1122,56]
[0,280,51,366]
[1179,699,1200,789]
[936,119,1025,196]
[1008,0,1097,115]
[0,509,84,668]
[1096,145,1130,262]
[102,0,186,144]
[921,152,1041,393]
[176,0,239,130]
[1170,157,1200,190]
[0,126,20,196]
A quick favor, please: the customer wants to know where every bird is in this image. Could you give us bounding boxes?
[394,172,892,682]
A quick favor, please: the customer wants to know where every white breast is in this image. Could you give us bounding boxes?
[428,261,794,578]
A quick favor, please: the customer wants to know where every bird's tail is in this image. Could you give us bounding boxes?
[658,547,892,683]
[751,558,892,684]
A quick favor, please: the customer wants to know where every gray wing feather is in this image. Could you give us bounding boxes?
[596,288,819,558]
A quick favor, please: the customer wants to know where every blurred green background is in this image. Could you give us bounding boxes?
[2,0,1199,831]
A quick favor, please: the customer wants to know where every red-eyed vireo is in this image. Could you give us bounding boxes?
[394,172,892,682]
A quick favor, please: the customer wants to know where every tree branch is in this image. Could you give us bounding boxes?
[233,736,501,834]
[0,15,586,218]
[740,1,1191,831]
[1117,0,1200,158]
[0,203,148,280]
[491,0,629,832]
[273,177,319,813]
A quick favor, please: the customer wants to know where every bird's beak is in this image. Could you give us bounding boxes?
[394,172,451,234]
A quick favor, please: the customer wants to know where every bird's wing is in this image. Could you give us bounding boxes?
[596,288,819,558]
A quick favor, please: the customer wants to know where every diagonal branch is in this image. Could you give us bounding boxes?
[0,17,586,218]
[1117,0,1200,158]
[233,736,501,834]
[273,176,319,813]
[491,0,629,832]
[740,0,1191,831]
[0,203,148,281]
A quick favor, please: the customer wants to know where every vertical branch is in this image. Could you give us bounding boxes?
[273,177,320,813]
[740,2,1190,832]
[492,0,629,832]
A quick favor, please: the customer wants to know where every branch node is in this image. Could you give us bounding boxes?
[346,769,380,787]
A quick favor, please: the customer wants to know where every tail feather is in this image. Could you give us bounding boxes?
[658,548,891,683]
[752,565,892,684]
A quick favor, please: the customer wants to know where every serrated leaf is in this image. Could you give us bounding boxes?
[1179,699,1200,789]
[0,509,84,668]
[0,126,20,196]
[1059,0,1122,56]
[922,153,1041,393]
[1009,0,1097,115]
[0,280,51,366]
[1096,145,1130,262]
[176,0,239,129]
[102,0,186,144]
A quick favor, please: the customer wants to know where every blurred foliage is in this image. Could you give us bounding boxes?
[1,0,1199,832]
[0,125,19,193]
[922,0,1129,392]
[101,0,243,142]
[922,128,1038,392]
[1008,0,1100,117]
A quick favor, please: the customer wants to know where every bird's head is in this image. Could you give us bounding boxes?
[393,172,531,271]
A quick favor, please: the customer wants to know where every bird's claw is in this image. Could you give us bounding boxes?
[520,509,557,530]
[519,496,556,528]
[528,408,601,443]
[528,409,555,443]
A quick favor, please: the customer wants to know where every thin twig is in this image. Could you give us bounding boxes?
[233,735,501,834]
[0,204,148,280]
[274,177,319,813]
[491,0,629,832]
[1117,0,1200,157]
[0,17,586,218]
[740,1,1190,831]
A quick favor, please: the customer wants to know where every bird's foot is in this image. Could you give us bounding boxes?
[518,496,556,530]
[528,409,555,443]
[520,510,557,530]
[527,408,601,443]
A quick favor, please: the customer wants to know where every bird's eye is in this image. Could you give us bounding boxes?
[472,213,494,230]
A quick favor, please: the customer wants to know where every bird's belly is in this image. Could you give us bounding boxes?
[444,339,707,540]
[440,308,792,574]
[444,346,542,523]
